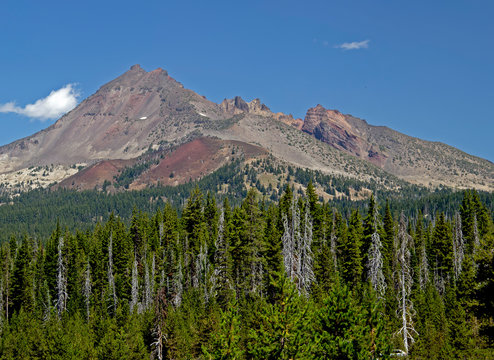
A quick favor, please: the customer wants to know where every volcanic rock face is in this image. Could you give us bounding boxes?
[302,105,386,166]
[220,96,303,129]
[220,96,271,115]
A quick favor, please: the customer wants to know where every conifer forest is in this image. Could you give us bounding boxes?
[0,184,493,359]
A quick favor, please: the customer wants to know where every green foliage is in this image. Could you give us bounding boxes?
[0,188,491,358]
[431,212,453,277]
[203,300,244,359]
[313,284,390,359]
[246,277,314,359]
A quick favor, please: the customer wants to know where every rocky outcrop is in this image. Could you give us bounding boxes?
[275,113,304,130]
[302,105,386,166]
[220,97,303,129]
[220,96,271,115]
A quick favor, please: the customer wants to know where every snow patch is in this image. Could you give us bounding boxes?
[139,116,147,120]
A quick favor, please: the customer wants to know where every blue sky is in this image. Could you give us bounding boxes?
[1,0,493,161]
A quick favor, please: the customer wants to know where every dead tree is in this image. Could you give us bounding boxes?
[452,212,465,280]
[368,232,386,298]
[56,236,67,318]
[130,253,140,313]
[107,233,117,313]
[82,259,92,320]
[418,242,429,290]
[299,199,315,297]
[152,289,168,360]
[396,213,418,355]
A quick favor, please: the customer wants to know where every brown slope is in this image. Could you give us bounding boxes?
[56,159,135,191]
[0,64,227,174]
[130,137,267,189]
[56,137,267,191]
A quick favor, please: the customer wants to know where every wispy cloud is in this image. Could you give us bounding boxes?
[0,84,79,121]
[336,40,370,50]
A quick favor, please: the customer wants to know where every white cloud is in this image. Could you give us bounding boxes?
[336,40,370,50]
[0,84,79,121]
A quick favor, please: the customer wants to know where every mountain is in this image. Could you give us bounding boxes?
[0,65,492,194]
[301,105,493,189]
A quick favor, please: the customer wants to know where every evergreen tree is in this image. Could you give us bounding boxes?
[203,299,244,359]
[431,212,453,285]
[314,284,390,359]
[382,200,394,270]
[247,277,314,359]
[10,237,35,314]
[264,204,283,302]
[339,209,363,284]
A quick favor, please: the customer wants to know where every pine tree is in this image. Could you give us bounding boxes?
[305,180,322,247]
[247,277,313,359]
[11,236,35,314]
[264,204,283,302]
[182,186,206,255]
[431,212,453,284]
[415,212,430,290]
[203,299,244,359]
[339,209,363,284]
[363,194,378,263]
[382,200,394,269]
[314,284,389,359]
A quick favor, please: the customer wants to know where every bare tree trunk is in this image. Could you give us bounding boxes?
[0,279,3,327]
[83,259,92,320]
[152,289,168,360]
[453,212,465,280]
[330,212,338,272]
[473,214,480,256]
[56,236,67,318]
[396,213,417,355]
[300,199,315,297]
[144,255,152,310]
[151,254,156,300]
[173,260,183,307]
[130,253,139,313]
[282,213,293,279]
[368,232,386,298]
[291,197,301,287]
[418,242,429,290]
[107,233,117,313]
